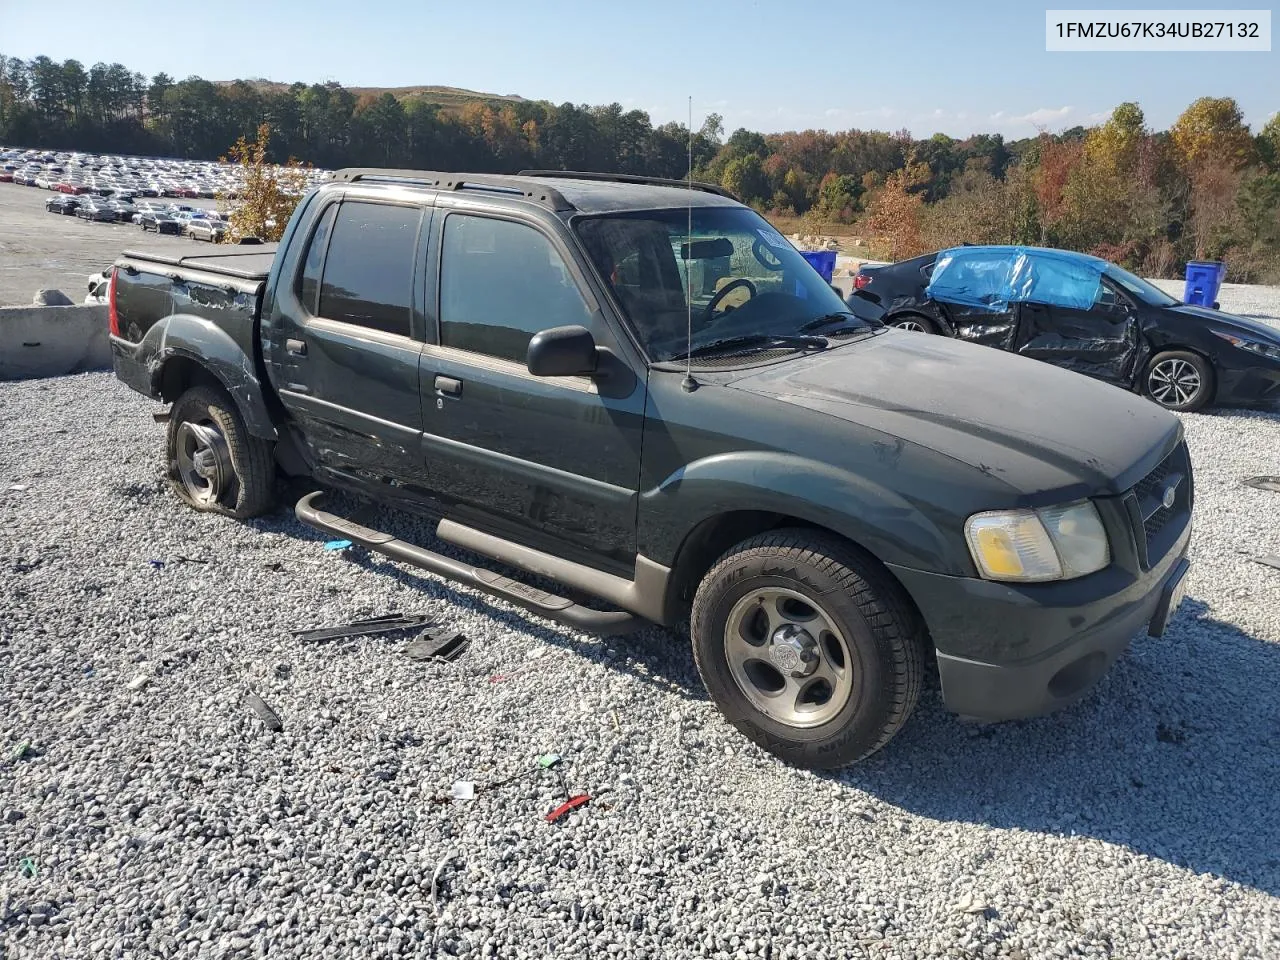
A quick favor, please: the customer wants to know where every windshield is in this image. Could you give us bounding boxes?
[1104,265,1179,307]
[575,207,862,362]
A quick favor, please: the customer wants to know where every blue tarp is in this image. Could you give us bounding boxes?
[925,246,1107,313]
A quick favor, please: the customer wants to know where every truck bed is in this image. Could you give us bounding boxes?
[120,244,279,282]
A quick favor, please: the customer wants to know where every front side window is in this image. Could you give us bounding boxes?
[575,207,861,362]
[317,201,421,337]
[439,215,593,363]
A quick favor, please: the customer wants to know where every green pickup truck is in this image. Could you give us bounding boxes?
[107,168,1193,768]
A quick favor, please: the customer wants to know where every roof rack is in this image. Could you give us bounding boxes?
[518,169,738,201]
[330,168,574,212]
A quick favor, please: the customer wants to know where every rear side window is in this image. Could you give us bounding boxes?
[298,203,337,313]
[317,202,421,337]
[439,215,592,362]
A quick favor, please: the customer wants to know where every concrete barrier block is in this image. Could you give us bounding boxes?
[0,304,112,381]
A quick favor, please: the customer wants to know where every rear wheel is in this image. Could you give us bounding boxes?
[1143,350,1214,412]
[691,530,926,769]
[164,385,276,518]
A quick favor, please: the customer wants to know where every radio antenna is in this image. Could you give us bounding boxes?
[682,95,698,393]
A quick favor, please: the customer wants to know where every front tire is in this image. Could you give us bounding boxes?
[690,530,925,769]
[165,385,276,518]
[890,314,937,334]
[1143,350,1214,412]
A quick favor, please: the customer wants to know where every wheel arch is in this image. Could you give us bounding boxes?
[138,313,278,439]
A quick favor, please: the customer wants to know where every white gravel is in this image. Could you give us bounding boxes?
[3,292,1280,957]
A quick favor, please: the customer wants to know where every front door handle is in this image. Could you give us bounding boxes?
[286,338,307,357]
[434,375,462,397]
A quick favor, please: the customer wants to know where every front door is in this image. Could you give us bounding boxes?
[418,209,646,572]
[1014,281,1139,385]
[270,196,432,492]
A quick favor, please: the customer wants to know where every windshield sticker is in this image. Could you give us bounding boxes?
[756,226,791,250]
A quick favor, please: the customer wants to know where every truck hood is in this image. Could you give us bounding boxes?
[1167,304,1280,344]
[725,330,1180,498]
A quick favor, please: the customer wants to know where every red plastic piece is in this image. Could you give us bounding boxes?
[545,794,591,823]
[853,272,871,291]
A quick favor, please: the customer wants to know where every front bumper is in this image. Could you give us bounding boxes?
[888,516,1191,721]
[1217,353,1280,407]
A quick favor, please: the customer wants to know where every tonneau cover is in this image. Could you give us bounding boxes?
[121,244,279,281]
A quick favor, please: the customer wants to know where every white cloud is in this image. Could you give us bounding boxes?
[1013,105,1075,126]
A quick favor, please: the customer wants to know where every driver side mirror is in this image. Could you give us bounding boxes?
[527,325,599,378]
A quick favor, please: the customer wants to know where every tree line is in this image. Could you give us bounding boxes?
[1,52,1277,280]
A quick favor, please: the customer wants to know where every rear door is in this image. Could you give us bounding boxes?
[1013,280,1139,385]
[269,194,433,492]
[417,206,647,572]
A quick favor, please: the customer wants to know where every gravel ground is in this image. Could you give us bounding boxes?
[2,292,1280,959]
[0,183,220,306]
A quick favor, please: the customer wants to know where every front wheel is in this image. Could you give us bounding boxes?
[690,530,926,769]
[890,315,937,334]
[164,385,276,518]
[1143,350,1214,412]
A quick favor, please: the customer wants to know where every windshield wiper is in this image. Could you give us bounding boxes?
[800,311,878,332]
[669,333,829,362]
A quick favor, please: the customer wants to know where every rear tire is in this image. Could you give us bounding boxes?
[690,530,926,769]
[164,385,276,518]
[1143,350,1214,412]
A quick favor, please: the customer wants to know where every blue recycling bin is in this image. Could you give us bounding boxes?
[799,250,837,283]
[1183,260,1226,307]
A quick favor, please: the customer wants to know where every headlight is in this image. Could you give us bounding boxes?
[1212,330,1280,360]
[965,501,1110,582]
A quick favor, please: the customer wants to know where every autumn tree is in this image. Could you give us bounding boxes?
[1171,97,1256,259]
[221,123,309,243]
[1032,133,1083,244]
[865,168,927,259]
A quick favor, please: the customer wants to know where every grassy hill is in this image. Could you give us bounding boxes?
[221,79,525,109]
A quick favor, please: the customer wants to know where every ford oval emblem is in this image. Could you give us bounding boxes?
[1161,483,1177,509]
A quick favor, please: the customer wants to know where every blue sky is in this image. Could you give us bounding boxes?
[2,0,1275,139]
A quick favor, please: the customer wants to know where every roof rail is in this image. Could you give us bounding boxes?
[518,169,738,201]
[330,168,574,212]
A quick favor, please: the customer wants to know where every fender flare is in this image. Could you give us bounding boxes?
[137,313,277,439]
[643,451,961,576]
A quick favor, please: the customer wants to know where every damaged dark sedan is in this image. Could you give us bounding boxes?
[851,245,1280,411]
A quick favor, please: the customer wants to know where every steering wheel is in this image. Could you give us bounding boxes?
[702,278,758,324]
[752,238,784,271]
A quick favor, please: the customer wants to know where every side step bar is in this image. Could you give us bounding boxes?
[294,492,645,636]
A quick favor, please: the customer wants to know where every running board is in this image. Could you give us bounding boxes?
[294,492,645,636]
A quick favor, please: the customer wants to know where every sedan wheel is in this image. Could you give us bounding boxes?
[892,317,935,334]
[1144,351,1213,412]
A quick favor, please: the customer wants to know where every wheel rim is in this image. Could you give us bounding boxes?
[894,319,927,333]
[1148,358,1202,407]
[723,587,855,729]
[174,420,231,506]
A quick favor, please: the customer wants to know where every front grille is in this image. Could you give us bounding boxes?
[1127,442,1192,568]
[1133,452,1175,540]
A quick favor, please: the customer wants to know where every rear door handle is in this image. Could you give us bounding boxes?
[434,375,462,397]
[286,338,307,357]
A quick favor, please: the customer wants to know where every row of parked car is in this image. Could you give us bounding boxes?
[43,192,230,241]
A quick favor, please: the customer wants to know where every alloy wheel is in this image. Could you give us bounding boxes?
[723,587,855,728]
[174,420,232,506]
[1148,358,1202,407]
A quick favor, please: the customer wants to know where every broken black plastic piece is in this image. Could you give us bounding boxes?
[405,628,469,662]
[245,690,283,731]
[293,614,435,643]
